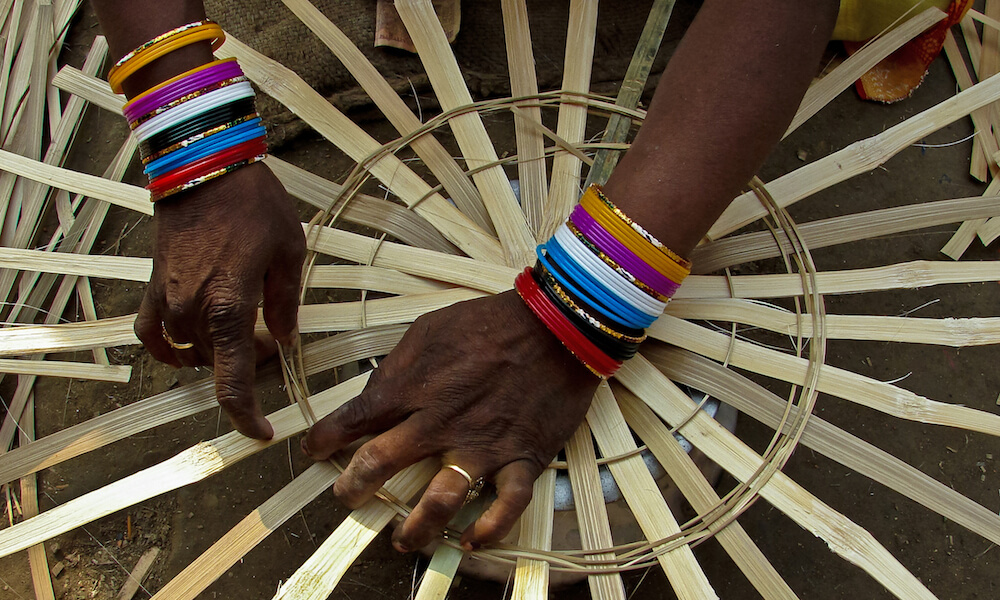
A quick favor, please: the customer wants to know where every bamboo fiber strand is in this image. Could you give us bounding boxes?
[709,70,1000,239]
[272,460,437,600]
[691,194,1000,273]
[615,359,937,600]
[784,8,946,138]
[513,468,556,599]
[647,344,1000,549]
[587,384,718,600]
[648,314,1000,437]
[150,462,339,600]
[0,374,369,558]
[564,422,626,600]
[543,0,599,240]
[216,34,505,265]
[501,0,548,240]
[664,298,1000,347]
[0,357,130,382]
[279,0,492,233]
[394,0,536,268]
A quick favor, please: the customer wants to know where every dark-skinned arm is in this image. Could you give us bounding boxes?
[91,0,306,440]
[302,0,841,553]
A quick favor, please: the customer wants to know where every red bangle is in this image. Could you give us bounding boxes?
[514,268,621,378]
[147,138,267,197]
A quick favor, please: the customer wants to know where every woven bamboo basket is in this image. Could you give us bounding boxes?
[2,1,1000,598]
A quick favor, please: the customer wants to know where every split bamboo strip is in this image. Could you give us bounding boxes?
[272,460,437,600]
[0,148,150,214]
[563,422,627,600]
[615,359,937,600]
[278,0,493,233]
[942,31,997,181]
[543,0,599,240]
[978,214,1000,244]
[150,462,339,600]
[664,298,1000,347]
[676,260,1000,300]
[74,277,111,366]
[961,14,983,73]
[646,344,1000,548]
[512,468,556,600]
[0,357,130,382]
[587,384,718,600]
[690,194,1000,273]
[18,395,56,600]
[971,7,1000,30]
[216,34,506,265]
[394,0,536,268]
[0,373,370,558]
[584,0,675,188]
[620,390,798,600]
[0,314,137,356]
[0,326,405,486]
[0,246,151,281]
[784,8,946,139]
[116,547,159,600]
[296,288,486,333]
[941,217,989,259]
[51,64,124,113]
[0,0,25,137]
[709,70,1000,239]
[305,265,450,295]
[306,224,517,294]
[647,314,1000,437]
[412,504,481,600]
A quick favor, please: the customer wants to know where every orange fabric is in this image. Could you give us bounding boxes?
[844,0,973,103]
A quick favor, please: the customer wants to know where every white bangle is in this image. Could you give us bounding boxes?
[134,82,256,141]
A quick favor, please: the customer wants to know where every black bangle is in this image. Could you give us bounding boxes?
[535,260,645,339]
[140,98,257,158]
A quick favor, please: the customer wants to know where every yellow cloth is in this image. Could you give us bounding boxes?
[832,0,952,41]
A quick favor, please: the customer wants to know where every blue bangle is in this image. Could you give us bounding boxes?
[144,119,264,177]
[545,239,654,328]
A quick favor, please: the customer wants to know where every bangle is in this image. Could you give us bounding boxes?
[108,21,226,94]
[537,245,640,331]
[125,58,239,112]
[535,263,646,343]
[148,138,266,199]
[133,82,256,140]
[124,59,242,120]
[563,220,668,302]
[590,185,691,269]
[129,75,249,128]
[140,100,256,156]
[142,114,260,164]
[144,120,265,178]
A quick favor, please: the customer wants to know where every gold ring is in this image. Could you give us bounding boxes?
[443,464,485,506]
[161,323,195,350]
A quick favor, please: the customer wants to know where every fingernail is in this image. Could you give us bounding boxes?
[393,541,410,553]
[461,541,479,552]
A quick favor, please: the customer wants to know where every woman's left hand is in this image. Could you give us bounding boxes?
[301,290,599,552]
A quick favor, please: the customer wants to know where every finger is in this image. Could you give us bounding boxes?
[253,332,279,366]
[460,460,539,550]
[391,464,477,552]
[262,248,303,347]
[209,302,273,440]
[135,291,181,368]
[332,415,437,510]
[161,321,210,367]
[301,378,410,461]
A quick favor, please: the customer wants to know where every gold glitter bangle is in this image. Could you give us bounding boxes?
[109,23,225,94]
[129,76,250,129]
[536,267,647,344]
[150,154,266,201]
[112,20,215,70]
[590,184,692,269]
[140,113,258,164]
[564,220,670,303]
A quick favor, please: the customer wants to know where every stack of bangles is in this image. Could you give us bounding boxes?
[109,20,267,201]
[515,184,691,379]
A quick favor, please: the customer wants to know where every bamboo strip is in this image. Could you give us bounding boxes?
[942,31,995,181]
[664,298,1000,347]
[150,462,339,600]
[961,14,983,74]
[19,395,56,600]
[305,265,450,295]
[512,468,556,600]
[941,217,988,259]
[278,0,493,233]
[0,326,405,486]
[542,0,599,240]
[0,246,151,281]
[646,344,1000,549]
[51,64,124,113]
[677,260,1000,300]
[588,384,718,600]
[296,288,486,333]
[0,357,130,382]
[412,503,481,600]
[784,8,946,139]
[647,314,1000,437]
[75,277,111,365]
[0,0,37,145]
[0,312,136,358]
[615,358,936,600]
[116,547,159,600]
[501,0,548,240]
[394,0,536,268]
[0,373,370,558]
[0,0,25,137]
[272,460,437,600]
[216,34,506,264]
[709,70,1000,239]
[971,7,1000,31]
[978,214,1000,244]
[0,148,151,214]
[691,194,1000,273]
[563,421,627,600]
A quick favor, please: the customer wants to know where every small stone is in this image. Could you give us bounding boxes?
[51,562,65,578]
[796,149,808,161]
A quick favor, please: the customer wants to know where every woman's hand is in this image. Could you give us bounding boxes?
[301,290,600,552]
[134,162,306,439]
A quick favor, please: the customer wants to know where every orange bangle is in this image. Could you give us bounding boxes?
[108,23,226,94]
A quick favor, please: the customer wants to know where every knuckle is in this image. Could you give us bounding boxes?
[420,490,463,522]
[351,443,393,481]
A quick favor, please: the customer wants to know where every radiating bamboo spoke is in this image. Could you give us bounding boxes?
[512,469,556,600]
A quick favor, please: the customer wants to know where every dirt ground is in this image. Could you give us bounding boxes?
[1,4,999,600]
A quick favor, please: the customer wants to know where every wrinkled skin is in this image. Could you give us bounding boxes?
[134,162,306,439]
[302,290,600,551]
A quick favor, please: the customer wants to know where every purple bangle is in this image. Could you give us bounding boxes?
[570,205,681,297]
[124,61,244,121]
